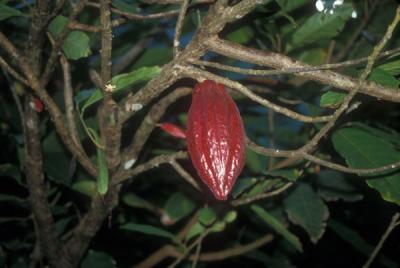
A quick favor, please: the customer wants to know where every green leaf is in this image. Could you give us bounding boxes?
[331,125,400,205]
[251,205,303,252]
[368,68,399,89]
[62,31,91,60]
[264,169,302,182]
[78,66,161,114]
[320,91,346,108]
[245,179,281,197]
[273,0,312,13]
[43,131,71,184]
[223,211,237,223]
[122,193,156,211]
[284,183,329,243]
[291,4,352,49]
[231,177,259,198]
[186,222,205,241]
[0,216,29,224]
[111,0,138,13]
[49,16,91,60]
[121,223,176,240]
[316,170,363,202]
[133,47,172,69]
[198,207,216,226]
[210,221,226,233]
[378,58,400,76]
[71,180,96,197]
[0,3,28,21]
[226,26,254,44]
[0,163,22,185]
[164,192,195,223]
[81,250,117,268]
[89,130,108,195]
[329,220,397,268]
[48,15,68,36]
[0,194,26,207]
[246,148,266,173]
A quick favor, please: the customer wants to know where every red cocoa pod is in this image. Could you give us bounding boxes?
[186,80,246,200]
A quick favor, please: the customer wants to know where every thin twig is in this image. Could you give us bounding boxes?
[193,47,400,76]
[333,0,379,62]
[114,151,189,185]
[298,5,400,154]
[362,213,400,268]
[170,160,202,191]
[247,138,400,176]
[0,56,29,86]
[207,38,400,103]
[60,56,85,152]
[168,228,211,268]
[173,0,190,58]
[231,182,293,206]
[181,65,333,123]
[41,0,88,87]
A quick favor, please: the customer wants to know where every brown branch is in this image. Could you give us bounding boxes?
[187,233,273,261]
[173,0,190,58]
[333,0,379,62]
[23,2,71,266]
[64,189,120,267]
[193,46,400,76]
[231,182,293,207]
[135,212,199,268]
[136,232,273,267]
[0,56,29,86]
[120,87,191,171]
[98,0,122,174]
[119,0,260,124]
[170,160,202,191]
[87,2,181,20]
[68,18,126,32]
[362,213,400,268]
[24,97,70,267]
[41,0,88,87]
[181,65,333,123]
[60,56,85,152]
[112,35,155,74]
[0,31,97,177]
[207,38,400,103]
[247,139,400,176]
[115,151,188,185]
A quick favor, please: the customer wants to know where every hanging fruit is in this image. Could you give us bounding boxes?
[186,80,246,200]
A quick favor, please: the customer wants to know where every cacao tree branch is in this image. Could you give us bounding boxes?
[173,0,190,58]
[41,0,88,87]
[181,65,333,122]
[60,56,85,153]
[0,31,97,177]
[120,87,192,172]
[119,0,260,123]
[362,213,400,268]
[193,46,400,76]
[24,98,70,268]
[115,151,188,185]
[0,55,29,86]
[207,38,400,103]
[23,2,71,266]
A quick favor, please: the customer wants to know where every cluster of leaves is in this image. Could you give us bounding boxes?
[0,0,400,267]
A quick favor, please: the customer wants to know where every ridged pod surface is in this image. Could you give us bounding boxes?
[187,80,246,200]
